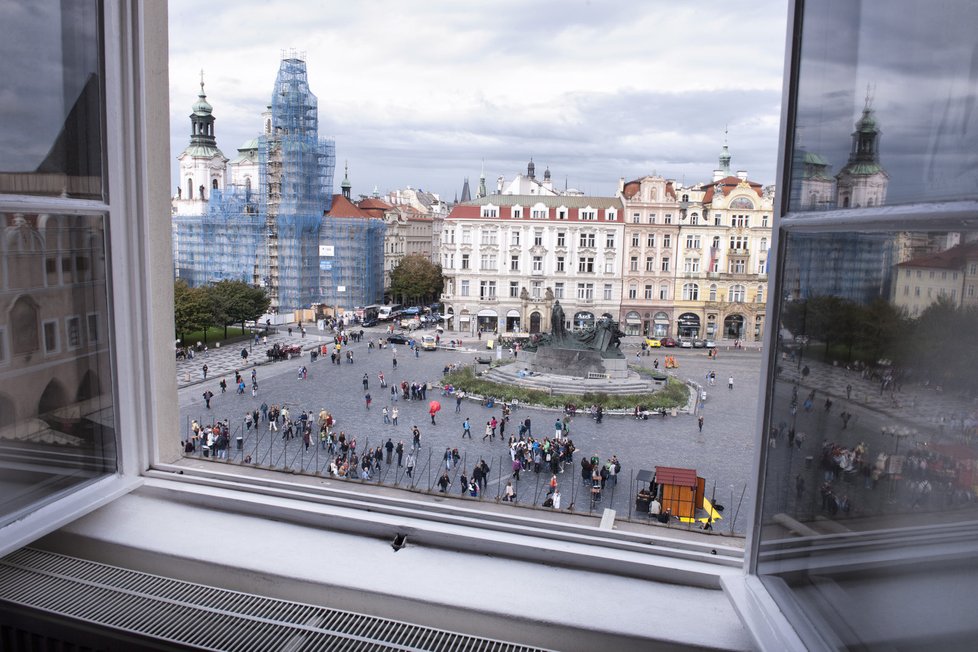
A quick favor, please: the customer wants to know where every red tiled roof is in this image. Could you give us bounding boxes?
[357,197,393,210]
[655,466,698,487]
[622,180,641,199]
[325,194,374,219]
[703,175,763,203]
[896,242,978,270]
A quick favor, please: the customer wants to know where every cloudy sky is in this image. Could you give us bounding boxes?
[168,1,789,201]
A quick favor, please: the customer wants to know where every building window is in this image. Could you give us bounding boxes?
[532,256,543,272]
[664,213,672,224]
[557,209,567,220]
[729,259,746,274]
[683,258,700,273]
[510,255,520,271]
[647,234,655,248]
[480,254,496,270]
[629,256,639,272]
[480,206,498,218]
[607,233,616,248]
[628,284,637,300]
[580,210,596,221]
[632,212,640,223]
[761,215,768,227]
[461,229,472,244]
[554,282,564,299]
[631,233,640,247]
[460,280,469,296]
[661,257,670,272]
[556,256,565,272]
[709,284,717,301]
[756,285,764,303]
[532,281,542,298]
[645,256,655,272]
[512,207,522,219]
[534,230,544,246]
[529,208,545,219]
[576,283,594,300]
[603,283,613,300]
[659,283,669,300]
[480,230,498,245]
[578,257,594,273]
[682,283,699,301]
[728,284,745,302]
[66,316,82,349]
[604,260,614,274]
[714,213,722,226]
[663,234,671,248]
[479,280,496,299]
[42,319,60,355]
[605,210,617,221]
[648,213,656,224]
[579,232,595,248]
[686,235,701,249]
[511,230,520,245]
[644,284,653,300]
[556,231,565,247]
[461,254,469,270]
[509,281,519,298]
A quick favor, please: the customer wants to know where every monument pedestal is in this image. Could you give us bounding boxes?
[526,348,628,379]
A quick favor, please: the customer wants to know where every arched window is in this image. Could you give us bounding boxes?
[757,285,764,303]
[682,283,699,301]
[709,284,717,301]
[760,237,768,251]
[10,295,39,355]
[728,284,745,302]
[659,283,669,300]
[212,178,219,190]
[712,236,721,248]
[187,179,193,199]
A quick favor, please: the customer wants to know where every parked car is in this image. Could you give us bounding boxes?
[387,332,410,344]
[692,339,706,348]
[644,337,662,348]
[705,338,717,348]
[659,337,677,347]
[679,338,693,348]
[361,318,377,328]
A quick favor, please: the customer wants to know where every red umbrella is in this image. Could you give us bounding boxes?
[429,400,441,414]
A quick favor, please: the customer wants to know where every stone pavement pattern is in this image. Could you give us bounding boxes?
[178,330,763,533]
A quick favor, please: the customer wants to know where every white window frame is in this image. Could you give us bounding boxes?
[42,319,61,356]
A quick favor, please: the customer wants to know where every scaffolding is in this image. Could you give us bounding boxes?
[257,55,335,312]
[172,187,264,288]
[318,217,386,314]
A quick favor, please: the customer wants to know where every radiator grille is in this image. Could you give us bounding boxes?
[0,548,549,652]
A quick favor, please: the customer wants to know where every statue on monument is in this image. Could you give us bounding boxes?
[520,286,530,301]
[545,287,554,301]
[551,300,567,342]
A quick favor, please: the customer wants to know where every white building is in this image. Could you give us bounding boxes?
[440,194,624,335]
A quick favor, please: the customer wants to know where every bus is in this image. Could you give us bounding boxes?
[378,304,402,321]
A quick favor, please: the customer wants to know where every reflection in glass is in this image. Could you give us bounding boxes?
[787,0,978,212]
[0,1,103,199]
[0,213,116,528]
[758,227,978,646]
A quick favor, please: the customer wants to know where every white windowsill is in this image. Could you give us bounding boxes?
[35,478,753,651]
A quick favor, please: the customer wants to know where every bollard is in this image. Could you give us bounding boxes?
[236,437,243,450]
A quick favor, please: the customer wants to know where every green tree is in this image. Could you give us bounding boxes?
[388,255,443,305]
[207,280,270,338]
[173,279,214,344]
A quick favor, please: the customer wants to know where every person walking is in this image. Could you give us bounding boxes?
[392,407,399,425]
[462,418,471,438]
[202,364,208,379]
[405,452,416,478]
[483,421,493,442]
[698,415,704,433]
[728,376,734,390]
[362,373,369,390]
[365,393,372,410]
[412,425,421,450]
[202,390,213,409]
[385,438,394,464]
[395,440,404,466]
[382,406,390,424]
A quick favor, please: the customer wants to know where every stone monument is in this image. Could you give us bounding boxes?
[524,307,628,379]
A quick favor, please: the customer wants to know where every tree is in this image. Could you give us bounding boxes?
[173,279,214,344]
[388,255,444,305]
[207,280,270,338]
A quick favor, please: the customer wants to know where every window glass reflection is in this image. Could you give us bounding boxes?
[788,0,978,212]
[0,1,103,199]
[0,212,116,528]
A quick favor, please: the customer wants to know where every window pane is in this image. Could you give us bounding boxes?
[0,2,104,199]
[758,227,978,645]
[788,0,978,212]
[0,212,116,528]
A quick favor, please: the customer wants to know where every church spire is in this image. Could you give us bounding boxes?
[189,71,217,149]
[477,160,487,199]
[718,127,731,174]
[341,160,351,199]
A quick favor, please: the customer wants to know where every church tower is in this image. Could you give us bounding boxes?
[175,73,228,215]
[836,96,888,208]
